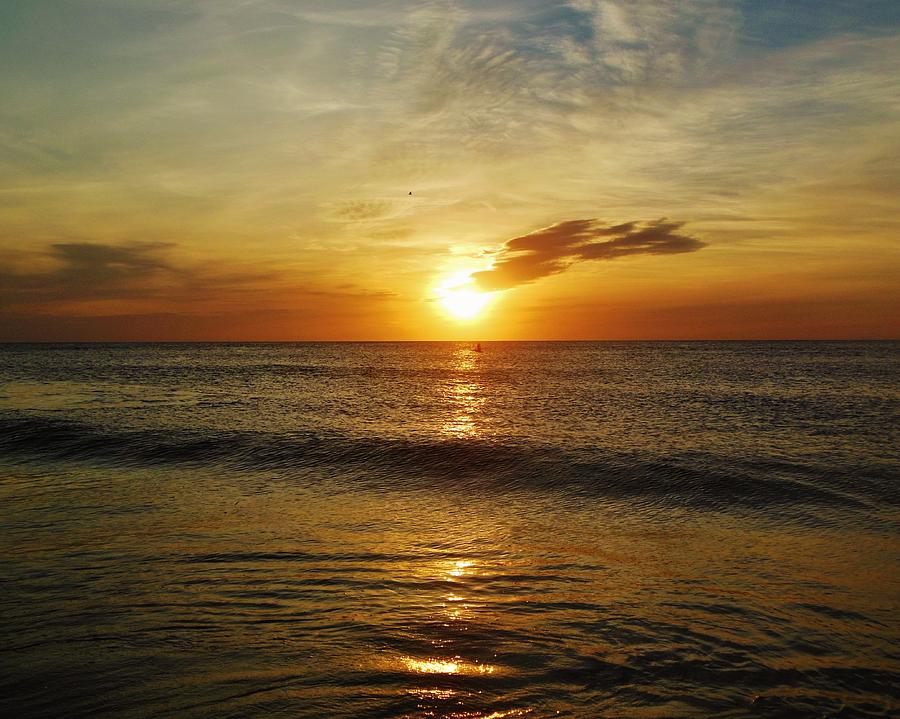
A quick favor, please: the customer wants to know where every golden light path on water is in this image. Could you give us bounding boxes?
[402,657,496,675]
[374,346,513,717]
[442,347,487,439]
[400,559,497,677]
[393,513,519,717]
[3,344,899,716]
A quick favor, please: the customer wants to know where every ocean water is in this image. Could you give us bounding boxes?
[0,341,898,719]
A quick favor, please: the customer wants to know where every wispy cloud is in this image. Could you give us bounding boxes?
[473,219,705,291]
[0,241,285,318]
[0,240,396,314]
[0,1,897,338]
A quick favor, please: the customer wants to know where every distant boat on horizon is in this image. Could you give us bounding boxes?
[474,343,482,353]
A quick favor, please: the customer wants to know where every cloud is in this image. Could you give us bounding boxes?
[0,240,284,314]
[0,242,174,305]
[330,200,398,221]
[0,2,897,340]
[569,0,738,85]
[0,239,405,340]
[472,218,705,291]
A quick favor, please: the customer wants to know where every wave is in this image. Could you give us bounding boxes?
[0,413,896,515]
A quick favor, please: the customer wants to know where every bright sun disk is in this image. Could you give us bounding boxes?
[437,278,491,320]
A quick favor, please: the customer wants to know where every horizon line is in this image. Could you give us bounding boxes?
[1,338,898,344]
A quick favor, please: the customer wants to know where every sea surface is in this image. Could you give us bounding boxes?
[0,341,898,718]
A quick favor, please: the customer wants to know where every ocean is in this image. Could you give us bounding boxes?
[1,341,898,718]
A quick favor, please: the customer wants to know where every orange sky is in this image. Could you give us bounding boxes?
[1,1,898,340]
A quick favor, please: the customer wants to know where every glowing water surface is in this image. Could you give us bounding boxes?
[0,342,898,718]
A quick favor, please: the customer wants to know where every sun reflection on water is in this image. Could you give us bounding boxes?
[406,687,457,701]
[397,557,497,683]
[402,656,496,675]
[447,560,473,578]
[442,348,487,439]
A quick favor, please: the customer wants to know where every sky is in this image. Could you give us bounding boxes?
[1,0,898,340]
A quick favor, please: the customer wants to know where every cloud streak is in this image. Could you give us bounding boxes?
[0,2,896,339]
[0,240,395,314]
[472,219,706,291]
[0,242,173,307]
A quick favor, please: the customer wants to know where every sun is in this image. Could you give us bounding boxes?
[436,274,492,320]
[440,286,489,319]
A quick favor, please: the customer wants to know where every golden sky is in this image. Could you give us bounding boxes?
[1,1,898,340]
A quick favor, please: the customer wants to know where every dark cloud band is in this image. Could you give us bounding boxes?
[472,219,706,291]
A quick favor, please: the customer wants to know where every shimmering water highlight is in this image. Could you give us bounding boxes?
[0,342,898,718]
